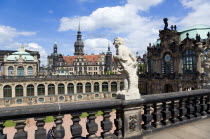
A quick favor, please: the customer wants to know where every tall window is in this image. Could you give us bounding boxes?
[38,84,45,96]
[102,82,108,93]
[94,82,99,92]
[111,82,117,92]
[58,83,65,94]
[77,83,83,93]
[85,82,91,93]
[183,50,196,73]
[17,66,24,76]
[8,66,14,76]
[67,83,74,94]
[27,84,34,96]
[27,66,33,76]
[162,53,173,74]
[3,85,12,98]
[120,82,124,91]
[148,58,153,73]
[48,84,55,95]
[15,85,23,97]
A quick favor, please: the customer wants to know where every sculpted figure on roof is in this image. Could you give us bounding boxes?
[113,37,141,100]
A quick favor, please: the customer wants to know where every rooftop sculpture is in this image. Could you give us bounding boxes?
[113,37,141,100]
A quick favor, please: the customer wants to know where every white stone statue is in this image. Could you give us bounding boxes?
[202,50,210,89]
[113,37,141,100]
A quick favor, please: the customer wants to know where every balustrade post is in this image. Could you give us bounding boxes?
[13,119,27,139]
[206,95,210,114]
[200,96,207,116]
[35,117,46,139]
[161,102,171,126]
[101,110,113,138]
[71,113,82,139]
[186,98,195,119]
[193,97,201,118]
[142,104,153,130]
[152,103,162,128]
[53,115,65,139]
[114,108,122,138]
[0,121,6,139]
[178,99,187,121]
[86,111,99,139]
[121,106,142,139]
[170,101,179,123]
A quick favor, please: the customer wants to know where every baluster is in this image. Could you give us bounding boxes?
[142,104,153,130]
[53,115,65,139]
[86,111,98,139]
[200,96,207,116]
[186,97,194,119]
[152,103,162,128]
[206,95,210,114]
[170,101,179,123]
[114,109,122,138]
[71,113,82,139]
[161,102,171,126]
[0,121,6,139]
[101,110,112,138]
[13,119,27,139]
[178,99,187,121]
[35,117,46,139]
[193,97,201,117]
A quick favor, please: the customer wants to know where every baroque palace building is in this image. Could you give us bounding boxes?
[48,25,118,75]
[139,18,209,95]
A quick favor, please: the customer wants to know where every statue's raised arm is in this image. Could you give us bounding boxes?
[113,37,141,100]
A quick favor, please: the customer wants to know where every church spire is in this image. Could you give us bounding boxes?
[108,41,110,51]
[53,41,57,54]
[74,21,84,56]
[77,22,82,41]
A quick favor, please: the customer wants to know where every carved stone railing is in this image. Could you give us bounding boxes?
[0,89,210,139]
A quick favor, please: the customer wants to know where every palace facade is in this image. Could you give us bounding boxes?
[139,18,209,94]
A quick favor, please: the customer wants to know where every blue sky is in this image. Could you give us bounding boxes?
[0,0,210,65]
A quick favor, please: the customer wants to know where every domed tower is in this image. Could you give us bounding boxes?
[105,42,112,72]
[53,41,58,54]
[74,23,84,56]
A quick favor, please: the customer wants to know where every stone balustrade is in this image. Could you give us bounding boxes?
[0,89,209,139]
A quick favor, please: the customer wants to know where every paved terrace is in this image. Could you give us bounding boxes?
[144,118,210,139]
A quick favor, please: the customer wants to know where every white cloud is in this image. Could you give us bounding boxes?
[84,38,113,54]
[58,0,164,56]
[179,0,210,27]
[0,25,36,46]
[26,43,48,65]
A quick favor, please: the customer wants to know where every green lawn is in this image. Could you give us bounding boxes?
[3,110,113,127]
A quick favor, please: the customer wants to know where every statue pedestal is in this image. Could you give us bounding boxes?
[117,92,141,100]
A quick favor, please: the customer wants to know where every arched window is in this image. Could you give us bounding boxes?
[27,84,34,96]
[8,66,14,76]
[120,82,124,91]
[94,82,99,92]
[3,85,12,98]
[17,66,24,76]
[162,53,173,74]
[48,84,55,95]
[111,82,117,92]
[58,83,65,94]
[27,66,33,76]
[85,82,91,93]
[38,84,45,96]
[67,83,74,94]
[102,82,108,93]
[77,83,83,93]
[15,85,23,97]
[183,50,196,73]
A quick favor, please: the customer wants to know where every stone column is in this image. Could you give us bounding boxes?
[178,56,183,74]
[12,84,15,97]
[108,81,111,93]
[0,84,3,98]
[117,81,120,92]
[45,83,48,96]
[91,82,94,93]
[74,82,77,94]
[34,83,38,96]
[64,82,68,95]
[23,84,27,97]
[99,82,102,93]
[55,83,58,95]
[83,82,86,93]
[196,53,202,73]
